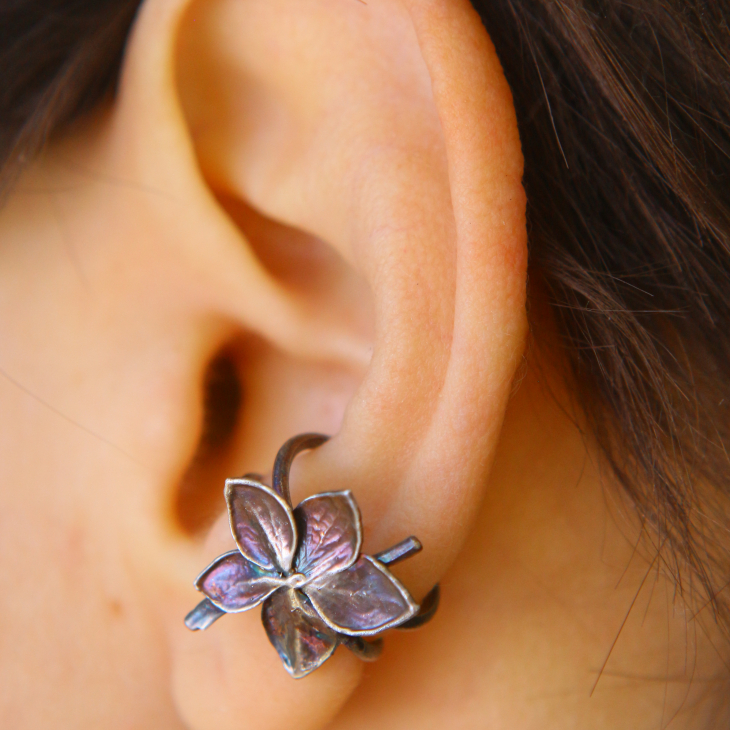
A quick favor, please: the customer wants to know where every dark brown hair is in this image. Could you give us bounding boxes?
[476,0,730,627]
[2,0,730,628]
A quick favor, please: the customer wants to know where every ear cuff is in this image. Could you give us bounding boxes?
[184,433,439,678]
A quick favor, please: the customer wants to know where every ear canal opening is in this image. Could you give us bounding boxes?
[198,351,242,451]
[175,345,245,535]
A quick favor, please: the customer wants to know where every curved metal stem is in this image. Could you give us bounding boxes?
[396,584,440,630]
[272,433,329,506]
[375,537,439,630]
[339,635,384,662]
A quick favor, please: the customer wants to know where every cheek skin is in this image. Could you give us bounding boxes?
[0,176,198,727]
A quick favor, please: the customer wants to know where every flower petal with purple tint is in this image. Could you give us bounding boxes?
[304,556,418,636]
[225,479,297,572]
[196,551,285,612]
[262,588,339,678]
[294,491,362,581]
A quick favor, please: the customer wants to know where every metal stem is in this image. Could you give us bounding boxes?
[339,635,383,661]
[374,537,439,630]
[374,536,422,566]
[396,584,440,630]
[185,598,225,631]
[272,433,329,506]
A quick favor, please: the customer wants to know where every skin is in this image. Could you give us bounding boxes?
[0,0,727,727]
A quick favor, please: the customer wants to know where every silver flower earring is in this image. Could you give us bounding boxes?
[185,433,439,678]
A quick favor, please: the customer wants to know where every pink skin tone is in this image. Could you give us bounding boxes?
[0,0,727,728]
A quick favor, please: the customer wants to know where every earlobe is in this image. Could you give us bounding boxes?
[102,0,527,727]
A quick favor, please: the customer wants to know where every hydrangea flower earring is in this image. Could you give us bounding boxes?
[185,433,439,678]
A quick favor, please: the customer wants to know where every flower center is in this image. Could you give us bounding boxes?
[286,572,307,589]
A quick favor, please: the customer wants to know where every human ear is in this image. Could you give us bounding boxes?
[38,0,526,727]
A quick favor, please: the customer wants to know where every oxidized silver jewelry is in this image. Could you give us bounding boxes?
[185,433,439,678]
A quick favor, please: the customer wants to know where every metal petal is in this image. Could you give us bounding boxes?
[294,491,362,580]
[195,551,284,612]
[304,556,419,636]
[225,479,297,572]
[262,588,339,679]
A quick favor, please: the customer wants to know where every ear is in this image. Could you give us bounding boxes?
[99,0,527,727]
